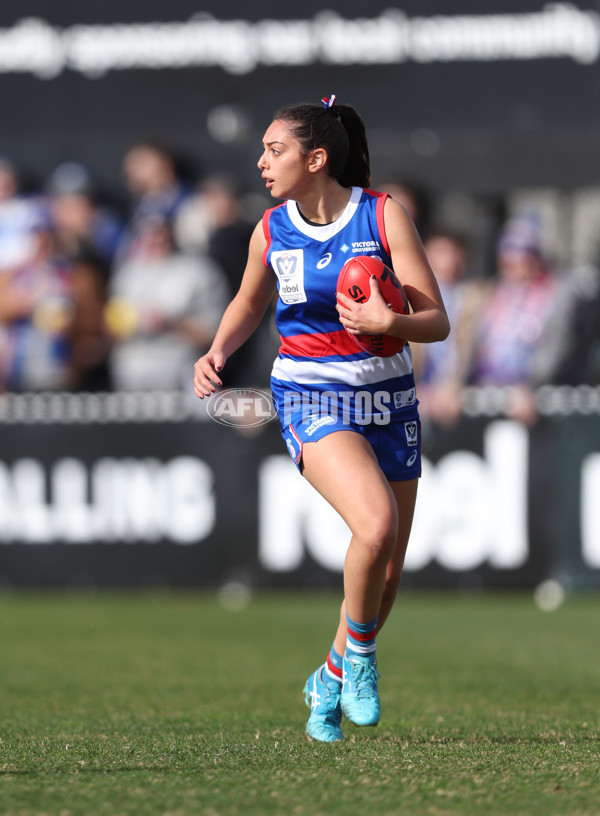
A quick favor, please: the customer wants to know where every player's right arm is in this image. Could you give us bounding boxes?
[193,221,276,398]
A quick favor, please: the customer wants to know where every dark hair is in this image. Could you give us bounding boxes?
[273,101,370,188]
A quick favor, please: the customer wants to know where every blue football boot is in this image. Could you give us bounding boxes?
[341,655,381,726]
[303,665,344,742]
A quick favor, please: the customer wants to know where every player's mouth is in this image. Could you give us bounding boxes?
[262,176,274,190]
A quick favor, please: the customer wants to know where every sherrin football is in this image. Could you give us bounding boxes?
[336,255,409,357]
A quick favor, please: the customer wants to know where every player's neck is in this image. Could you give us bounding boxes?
[295,180,353,225]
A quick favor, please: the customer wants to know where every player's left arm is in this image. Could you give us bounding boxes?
[338,197,450,343]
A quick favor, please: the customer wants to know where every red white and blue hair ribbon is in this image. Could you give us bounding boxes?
[321,93,337,109]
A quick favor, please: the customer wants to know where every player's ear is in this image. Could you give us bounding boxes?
[308,148,328,173]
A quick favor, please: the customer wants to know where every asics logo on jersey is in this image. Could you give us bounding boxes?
[316,253,332,269]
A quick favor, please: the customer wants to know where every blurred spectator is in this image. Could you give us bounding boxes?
[0,217,106,392]
[468,215,558,425]
[414,229,487,427]
[68,246,112,391]
[175,175,276,386]
[106,216,229,391]
[175,174,254,293]
[377,177,431,238]
[116,140,193,266]
[533,263,600,386]
[46,162,122,268]
[0,156,45,269]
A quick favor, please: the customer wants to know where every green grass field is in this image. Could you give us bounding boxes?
[0,590,598,816]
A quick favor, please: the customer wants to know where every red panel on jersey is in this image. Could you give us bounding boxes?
[279,328,366,359]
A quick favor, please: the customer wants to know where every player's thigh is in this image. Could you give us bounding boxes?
[301,430,398,538]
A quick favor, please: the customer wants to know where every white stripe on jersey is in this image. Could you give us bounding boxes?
[272,346,413,386]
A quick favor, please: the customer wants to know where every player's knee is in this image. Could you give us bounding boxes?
[359,513,398,563]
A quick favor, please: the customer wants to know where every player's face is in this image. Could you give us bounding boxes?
[257,120,312,200]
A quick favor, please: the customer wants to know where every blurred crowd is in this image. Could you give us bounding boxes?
[387,178,600,428]
[0,142,276,396]
[0,144,599,427]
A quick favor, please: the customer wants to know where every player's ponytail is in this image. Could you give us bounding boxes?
[274,95,370,189]
[335,103,370,188]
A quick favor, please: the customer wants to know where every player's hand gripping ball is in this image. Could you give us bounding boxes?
[336,255,409,357]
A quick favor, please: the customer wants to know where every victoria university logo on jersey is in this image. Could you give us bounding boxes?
[271,249,307,304]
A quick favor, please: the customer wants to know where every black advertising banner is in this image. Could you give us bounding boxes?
[0,1,598,191]
[0,414,282,588]
[0,392,599,590]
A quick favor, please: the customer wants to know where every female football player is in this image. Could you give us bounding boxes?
[194,95,449,741]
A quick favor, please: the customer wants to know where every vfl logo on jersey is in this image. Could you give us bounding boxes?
[404,421,418,446]
[316,253,332,269]
[275,252,297,281]
[271,249,307,304]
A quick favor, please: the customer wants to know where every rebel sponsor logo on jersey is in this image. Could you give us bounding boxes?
[271,249,307,304]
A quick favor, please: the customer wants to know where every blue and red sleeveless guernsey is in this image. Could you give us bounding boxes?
[262,186,419,431]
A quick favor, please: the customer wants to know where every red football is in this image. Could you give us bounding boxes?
[336,255,409,357]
